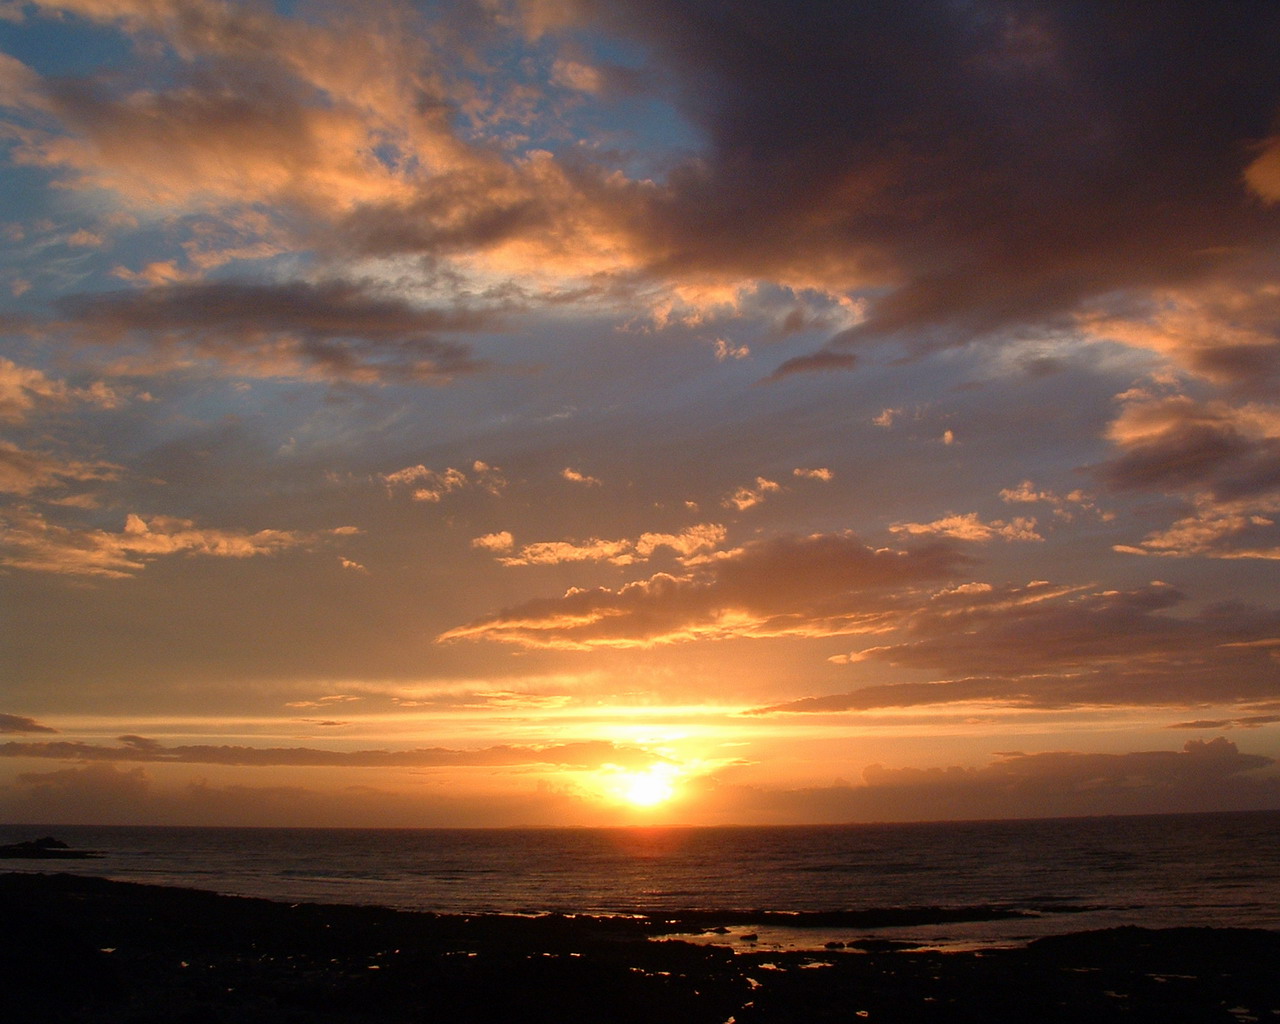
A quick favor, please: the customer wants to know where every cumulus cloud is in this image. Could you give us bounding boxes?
[722,476,781,510]
[487,522,725,567]
[889,512,1041,543]
[561,467,602,486]
[6,0,1280,356]
[0,357,121,423]
[382,460,506,501]
[472,530,515,552]
[588,1,1280,368]
[442,531,968,648]
[1,0,652,300]
[713,337,749,361]
[999,480,1110,523]
[0,509,358,577]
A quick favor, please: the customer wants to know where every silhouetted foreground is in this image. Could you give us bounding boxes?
[0,836,101,859]
[3,873,1278,1023]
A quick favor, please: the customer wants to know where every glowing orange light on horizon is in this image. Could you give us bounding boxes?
[607,763,683,809]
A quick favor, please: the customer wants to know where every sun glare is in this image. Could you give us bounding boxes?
[623,771,675,807]
[609,765,682,808]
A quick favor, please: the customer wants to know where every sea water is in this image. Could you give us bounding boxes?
[3,810,1278,950]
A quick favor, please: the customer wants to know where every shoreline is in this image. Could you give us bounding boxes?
[4,872,1280,1022]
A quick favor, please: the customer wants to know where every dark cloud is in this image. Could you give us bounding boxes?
[763,351,857,381]
[700,739,1280,823]
[0,736,665,770]
[755,582,1280,710]
[0,761,613,828]
[54,280,488,381]
[0,713,56,734]
[1168,715,1280,731]
[581,0,1280,361]
[1096,421,1280,502]
[441,531,969,647]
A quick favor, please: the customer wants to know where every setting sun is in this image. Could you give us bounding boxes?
[623,772,675,807]
[609,765,682,808]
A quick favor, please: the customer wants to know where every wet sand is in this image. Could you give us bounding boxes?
[3,871,1278,1022]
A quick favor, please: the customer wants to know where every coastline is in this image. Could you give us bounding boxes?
[4,871,1279,1022]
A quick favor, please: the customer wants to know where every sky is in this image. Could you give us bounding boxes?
[2,0,1280,828]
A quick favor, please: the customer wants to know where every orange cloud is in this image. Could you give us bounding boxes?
[442,531,968,648]
[383,460,505,501]
[487,522,726,567]
[890,512,1041,543]
[722,476,781,510]
[0,734,667,770]
[0,440,119,496]
[0,510,358,577]
[764,581,1280,710]
[0,357,122,423]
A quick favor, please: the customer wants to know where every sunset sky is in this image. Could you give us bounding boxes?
[3,0,1280,828]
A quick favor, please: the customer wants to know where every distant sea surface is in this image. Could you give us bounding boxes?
[4,810,1279,950]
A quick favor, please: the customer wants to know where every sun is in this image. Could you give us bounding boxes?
[608,764,681,808]
[622,771,676,807]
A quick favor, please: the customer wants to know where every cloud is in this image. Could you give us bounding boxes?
[0,510,357,577]
[53,279,487,382]
[484,522,726,567]
[890,512,1041,543]
[7,0,1280,357]
[0,713,55,734]
[793,466,832,482]
[2,0,653,298]
[764,351,857,381]
[0,357,122,423]
[1168,715,1280,730]
[712,337,749,361]
[0,735,667,770]
[0,760,623,828]
[722,476,780,510]
[472,530,515,552]
[561,467,602,486]
[382,460,506,501]
[442,531,968,648]
[1096,393,1280,503]
[758,581,1280,710]
[590,2,1280,365]
[0,440,119,495]
[999,480,1110,523]
[1095,391,1280,558]
[1080,282,1280,395]
[852,739,1278,819]
[692,738,1280,824]
[1116,495,1280,560]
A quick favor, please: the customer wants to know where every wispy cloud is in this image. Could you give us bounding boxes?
[0,510,359,577]
[0,734,667,770]
[443,532,968,648]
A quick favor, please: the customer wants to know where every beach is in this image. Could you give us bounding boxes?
[4,871,1278,1023]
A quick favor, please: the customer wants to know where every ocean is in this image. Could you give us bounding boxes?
[3,810,1278,951]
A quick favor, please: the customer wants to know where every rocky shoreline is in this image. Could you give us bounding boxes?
[2,871,1277,1022]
